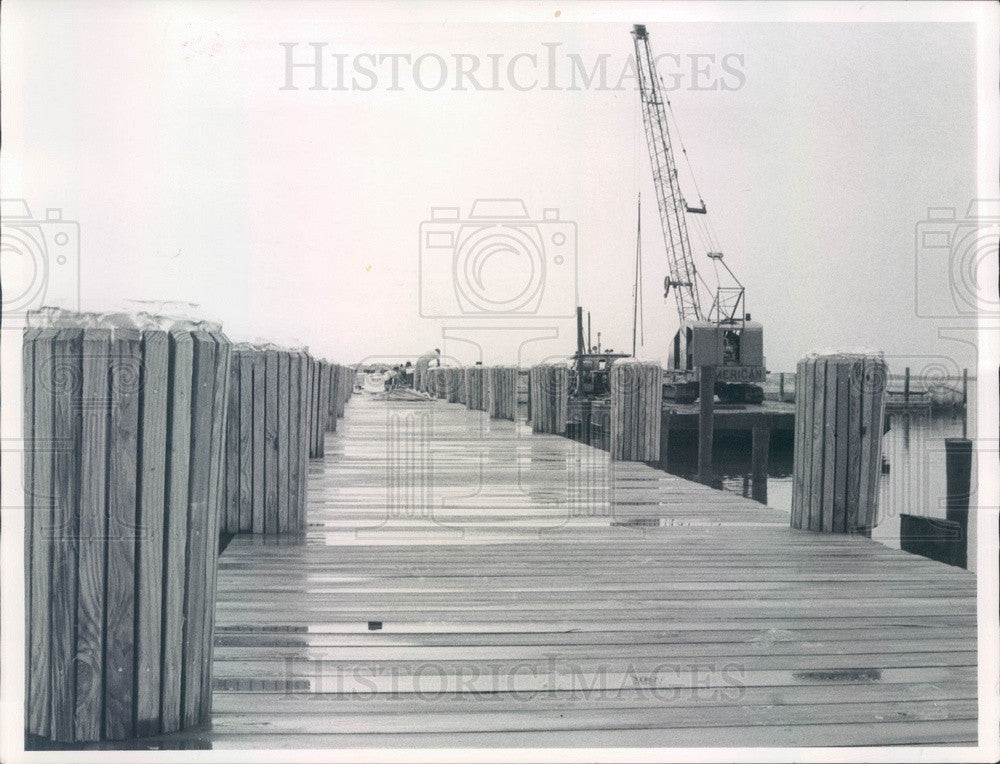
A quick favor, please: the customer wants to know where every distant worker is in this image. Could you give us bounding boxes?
[384,365,400,391]
[413,348,441,392]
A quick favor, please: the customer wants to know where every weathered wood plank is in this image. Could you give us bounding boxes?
[238,352,254,532]
[22,329,38,736]
[162,329,195,731]
[264,349,279,534]
[73,328,111,741]
[200,331,231,721]
[287,352,302,526]
[807,357,826,531]
[224,345,241,534]
[277,352,290,531]
[135,329,169,737]
[27,328,55,738]
[180,332,216,726]
[104,327,142,740]
[251,352,266,534]
[49,328,83,741]
[297,355,310,528]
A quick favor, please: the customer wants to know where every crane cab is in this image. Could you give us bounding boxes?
[666,319,766,404]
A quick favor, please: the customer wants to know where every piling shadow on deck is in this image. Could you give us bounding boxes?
[148,395,976,748]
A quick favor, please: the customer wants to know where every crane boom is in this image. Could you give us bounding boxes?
[631,24,703,324]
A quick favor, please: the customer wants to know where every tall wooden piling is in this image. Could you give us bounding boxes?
[790,352,887,533]
[333,363,353,417]
[528,364,569,434]
[609,360,661,462]
[324,364,339,431]
[751,425,770,503]
[465,366,488,412]
[446,368,463,403]
[961,368,968,438]
[697,366,715,484]
[658,409,672,471]
[221,344,316,535]
[487,366,518,421]
[23,311,230,743]
[944,437,972,568]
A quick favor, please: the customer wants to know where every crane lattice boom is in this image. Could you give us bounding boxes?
[632,24,703,324]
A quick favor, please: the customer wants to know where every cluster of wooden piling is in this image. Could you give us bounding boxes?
[487,366,518,421]
[791,353,887,533]
[422,365,517,420]
[23,313,230,742]
[22,311,355,744]
[307,358,332,457]
[528,365,570,434]
[609,361,662,462]
[464,366,488,411]
[446,368,465,404]
[221,345,314,536]
[331,363,354,419]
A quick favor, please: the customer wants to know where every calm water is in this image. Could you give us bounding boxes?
[663,384,977,572]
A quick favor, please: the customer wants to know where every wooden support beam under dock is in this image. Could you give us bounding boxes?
[123,394,975,749]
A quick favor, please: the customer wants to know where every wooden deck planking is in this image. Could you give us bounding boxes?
[163,395,975,748]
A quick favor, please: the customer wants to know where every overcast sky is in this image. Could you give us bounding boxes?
[3,1,990,375]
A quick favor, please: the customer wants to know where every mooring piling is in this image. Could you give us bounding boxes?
[697,365,715,485]
[790,352,887,534]
[24,313,231,742]
[751,425,770,503]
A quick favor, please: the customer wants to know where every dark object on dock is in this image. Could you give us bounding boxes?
[900,515,966,568]
[944,437,973,567]
[222,345,317,535]
[609,360,661,462]
[790,352,887,533]
[529,365,569,434]
[23,312,229,743]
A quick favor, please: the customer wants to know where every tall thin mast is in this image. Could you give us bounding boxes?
[632,193,642,357]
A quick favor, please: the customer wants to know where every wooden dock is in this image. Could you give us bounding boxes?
[125,394,974,749]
